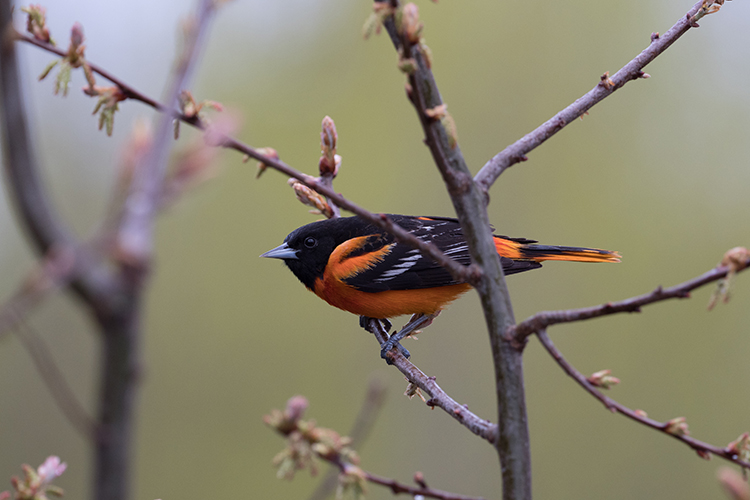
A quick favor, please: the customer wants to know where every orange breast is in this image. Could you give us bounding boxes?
[313,275,471,319]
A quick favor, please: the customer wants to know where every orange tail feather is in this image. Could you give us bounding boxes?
[494,237,620,263]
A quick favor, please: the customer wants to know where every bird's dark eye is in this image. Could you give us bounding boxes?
[304,237,317,249]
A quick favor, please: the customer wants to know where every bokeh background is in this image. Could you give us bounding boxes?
[1,1,749,499]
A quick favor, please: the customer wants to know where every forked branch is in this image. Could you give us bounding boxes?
[378,3,530,498]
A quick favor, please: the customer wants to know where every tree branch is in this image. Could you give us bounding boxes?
[10,24,476,285]
[511,258,750,342]
[342,460,486,500]
[474,1,721,192]
[268,396,486,500]
[379,4,530,498]
[0,246,77,341]
[365,319,498,445]
[0,244,96,438]
[0,4,120,309]
[95,3,218,500]
[15,323,98,440]
[115,0,217,265]
[12,31,192,123]
[307,378,388,500]
[536,329,750,469]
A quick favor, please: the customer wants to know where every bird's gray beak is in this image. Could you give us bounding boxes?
[260,242,299,260]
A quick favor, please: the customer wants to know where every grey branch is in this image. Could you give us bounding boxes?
[365,319,498,444]
[380,5,531,499]
[536,329,750,469]
[511,259,750,342]
[474,1,715,192]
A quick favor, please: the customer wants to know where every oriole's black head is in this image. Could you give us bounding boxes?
[260,217,383,290]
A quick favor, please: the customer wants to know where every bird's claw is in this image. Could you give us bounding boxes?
[380,337,410,364]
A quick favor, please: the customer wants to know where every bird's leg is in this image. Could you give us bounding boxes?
[381,318,392,332]
[380,313,438,363]
[359,316,391,333]
[360,316,410,359]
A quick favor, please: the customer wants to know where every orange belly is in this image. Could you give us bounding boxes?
[313,276,471,319]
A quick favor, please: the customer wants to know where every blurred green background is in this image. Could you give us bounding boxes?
[1,1,749,499]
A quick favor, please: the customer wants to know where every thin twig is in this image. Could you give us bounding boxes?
[339,460,486,500]
[347,378,388,445]
[13,31,189,122]
[536,329,750,469]
[365,319,498,444]
[115,0,217,264]
[474,0,718,191]
[0,8,119,308]
[11,27,476,286]
[269,396,485,500]
[0,246,78,341]
[14,323,98,439]
[307,378,388,500]
[0,245,97,439]
[230,132,476,282]
[511,260,750,342]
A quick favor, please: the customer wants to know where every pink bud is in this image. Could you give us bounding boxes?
[401,3,423,43]
[37,456,67,485]
[285,396,308,422]
[71,23,84,47]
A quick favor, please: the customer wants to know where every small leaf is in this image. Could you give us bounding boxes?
[362,12,380,40]
[54,61,72,96]
[665,417,689,436]
[38,59,59,81]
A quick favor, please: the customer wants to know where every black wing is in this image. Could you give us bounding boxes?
[342,215,541,292]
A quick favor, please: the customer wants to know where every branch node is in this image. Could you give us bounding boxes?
[424,103,447,122]
[687,13,700,28]
[404,81,414,102]
[587,369,620,390]
[413,471,428,489]
[664,417,690,436]
[598,71,615,90]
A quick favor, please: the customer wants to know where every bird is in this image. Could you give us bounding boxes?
[261,214,620,361]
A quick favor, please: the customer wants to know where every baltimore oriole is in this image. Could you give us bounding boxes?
[261,215,620,360]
